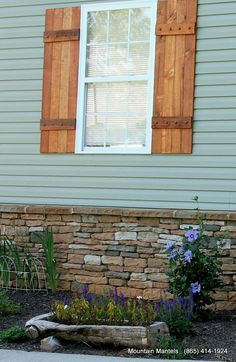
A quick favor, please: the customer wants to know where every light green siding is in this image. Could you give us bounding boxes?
[0,0,236,211]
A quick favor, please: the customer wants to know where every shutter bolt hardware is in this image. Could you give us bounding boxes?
[152,117,192,129]
[156,23,196,36]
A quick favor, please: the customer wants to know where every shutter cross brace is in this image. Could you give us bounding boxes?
[156,23,196,36]
[152,117,192,129]
[41,118,76,131]
[44,29,80,42]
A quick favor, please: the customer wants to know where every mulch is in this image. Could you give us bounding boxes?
[0,290,235,361]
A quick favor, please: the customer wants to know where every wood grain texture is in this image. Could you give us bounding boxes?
[40,7,80,153]
[152,0,198,154]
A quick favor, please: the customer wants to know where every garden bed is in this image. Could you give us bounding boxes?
[25,313,168,348]
[0,290,235,361]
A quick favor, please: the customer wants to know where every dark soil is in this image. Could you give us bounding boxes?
[0,290,235,361]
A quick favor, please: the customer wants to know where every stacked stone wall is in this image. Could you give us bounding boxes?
[0,205,235,310]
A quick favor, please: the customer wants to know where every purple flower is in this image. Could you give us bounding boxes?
[165,300,173,311]
[185,229,199,242]
[165,241,174,250]
[189,289,194,302]
[187,311,193,320]
[178,296,188,309]
[109,288,119,304]
[154,303,159,312]
[178,244,184,253]
[86,293,93,303]
[119,293,126,303]
[191,282,201,294]
[63,300,69,306]
[184,250,193,263]
[173,297,178,304]
[82,284,88,295]
[168,248,178,260]
[109,289,114,298]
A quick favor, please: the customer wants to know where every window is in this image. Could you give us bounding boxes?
[76,0,157,154]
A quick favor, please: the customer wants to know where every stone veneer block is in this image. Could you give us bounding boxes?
[84,255,101,265]
[159,234,183,242]
[115,232,137,240]
[102,256,123,266]
[130,273,147,281]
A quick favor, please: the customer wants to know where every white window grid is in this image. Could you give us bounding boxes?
[76,0,157,154]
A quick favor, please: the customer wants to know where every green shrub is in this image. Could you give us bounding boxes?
[0,326,26,342]
[165,222,223,315]
[0,290,20,319]
[156,294,194,338]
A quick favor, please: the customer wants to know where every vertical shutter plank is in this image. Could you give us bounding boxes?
[59,42,71,120]
[59,8,72,152]
[59,8,72,120]
[152,0,197,154]
[172,129,181,153]
[48,130,58,153]
[50,43,62,120]
[66,131,76,152]
[183,34,196,116]
[40,10,54,153]
[57,130,68,153]
[67,7,80,153]
[40,7,81,153]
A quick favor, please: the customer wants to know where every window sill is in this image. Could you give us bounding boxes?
[75,147,151,155]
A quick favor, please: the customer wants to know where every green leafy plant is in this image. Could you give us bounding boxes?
[0,237,21,270]
[0,290,20,319]
[0,234,42,289]
[165,222,223,315]
[154,336,191,360]
[0,237,21,286]
[33,227,57,293]
[0,326,26,342]
[155,293,194,338]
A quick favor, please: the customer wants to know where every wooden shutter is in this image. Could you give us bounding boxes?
[40,7,80,153]
[152,0,198,154]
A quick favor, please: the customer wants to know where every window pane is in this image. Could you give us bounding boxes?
[86,7,151,77]
[85,114,105,147]
[85,82,147,148]
[130,8,151,41]
[87,11,107,43]
[109,9,129,42]
[86,44,107,77]
[107,44,128,76]
[129,43,150,75]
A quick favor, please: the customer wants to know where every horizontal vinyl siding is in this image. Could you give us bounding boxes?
[0,0,236,211]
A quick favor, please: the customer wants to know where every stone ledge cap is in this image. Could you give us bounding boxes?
[0,204,235,220]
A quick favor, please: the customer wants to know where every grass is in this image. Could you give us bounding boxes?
[0,289,20,319]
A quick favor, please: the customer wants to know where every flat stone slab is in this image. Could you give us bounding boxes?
[25,313,169,348]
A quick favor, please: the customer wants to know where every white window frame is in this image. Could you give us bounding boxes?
[76,0,157,154]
